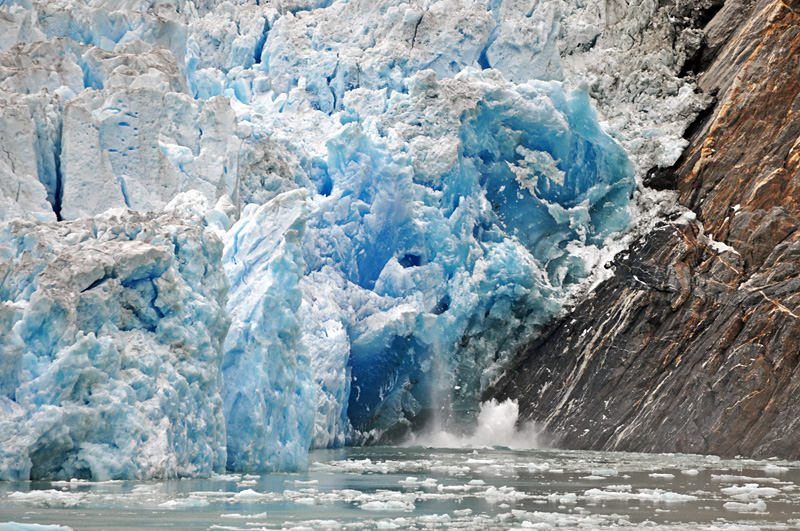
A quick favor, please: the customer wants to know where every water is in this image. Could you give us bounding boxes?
[2,447,800,530]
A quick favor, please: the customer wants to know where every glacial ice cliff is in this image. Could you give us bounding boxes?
[0,0,708,479]
[0,207,230,480]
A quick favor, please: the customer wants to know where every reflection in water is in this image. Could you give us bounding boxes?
[1,447,799,530]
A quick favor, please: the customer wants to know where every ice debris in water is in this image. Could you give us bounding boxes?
[0,0,638,477]
[0,525,73,531]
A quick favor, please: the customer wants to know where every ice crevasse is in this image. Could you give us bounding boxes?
[0,0,635,479]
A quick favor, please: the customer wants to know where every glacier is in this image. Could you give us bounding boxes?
[0,0,707,479]
[0,206,230,480]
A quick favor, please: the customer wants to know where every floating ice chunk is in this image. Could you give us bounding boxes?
[0,524,72,531]
[558,493,578,504]
[723,500,767,513]
[483,486,529,503]
[583,488,697,503]
[158,499,211,509]
[360,500,415,511]
[294,497,317,505]
[590,469,618,477]
[399,477,437,487]
[712,474,783,484]
[763,464,790,475]
[220,512,268,519]
[7,490,84,508]
[285,479,319,487]
[232,489,264,501]
[648,473,675,479]
[720,484,780,501]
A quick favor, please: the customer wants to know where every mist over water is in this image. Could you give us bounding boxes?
[406,399,542,450]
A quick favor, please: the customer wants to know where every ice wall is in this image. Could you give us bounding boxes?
[0,35,247,221]
[0,0,664,476]
[295,71,633,443]
[0,207,230,480]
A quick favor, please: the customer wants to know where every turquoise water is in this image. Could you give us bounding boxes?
[1,447,799,530]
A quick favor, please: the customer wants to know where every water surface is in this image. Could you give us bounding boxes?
[2,447,799,530]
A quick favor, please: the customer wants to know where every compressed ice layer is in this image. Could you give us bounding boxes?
[60,86,246,220]
[0,208,230,481]
[0,92,58,223]
[0,37,246,223]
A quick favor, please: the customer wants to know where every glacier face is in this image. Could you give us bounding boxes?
[0,207,229,480]
[0,0,708,478]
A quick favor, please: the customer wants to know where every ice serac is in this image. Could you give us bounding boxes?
[0,209,229,481]
[222,189,315,472]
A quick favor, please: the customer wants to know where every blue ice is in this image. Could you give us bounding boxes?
[0,0,635,477]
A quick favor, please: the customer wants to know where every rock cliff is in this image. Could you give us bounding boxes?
[489,0,800,458]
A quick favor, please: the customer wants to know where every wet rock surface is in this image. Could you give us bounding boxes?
[490,0,800,458]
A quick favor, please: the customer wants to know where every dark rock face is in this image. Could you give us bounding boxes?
[489,0,800,458]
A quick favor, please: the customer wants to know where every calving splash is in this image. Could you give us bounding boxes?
[407,399,541,450]
[0,0,634,479]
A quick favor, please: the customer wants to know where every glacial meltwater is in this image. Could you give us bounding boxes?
[2,447,800,530]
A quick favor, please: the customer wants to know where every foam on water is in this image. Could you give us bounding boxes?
[406,399,540,450]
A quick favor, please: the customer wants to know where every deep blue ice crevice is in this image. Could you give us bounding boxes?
[222,189,316,472]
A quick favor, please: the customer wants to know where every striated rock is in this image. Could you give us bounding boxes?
[490,0,800,458]
[491,213,800,457]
